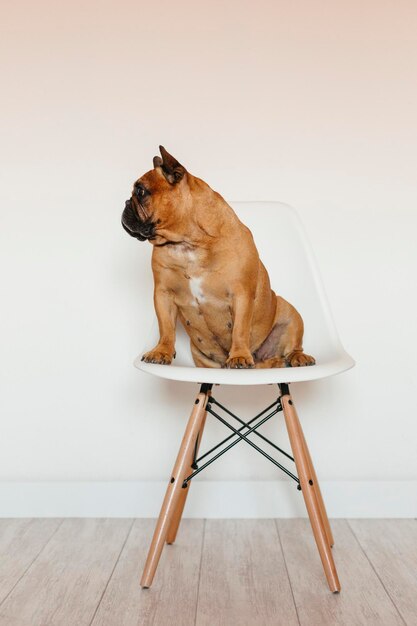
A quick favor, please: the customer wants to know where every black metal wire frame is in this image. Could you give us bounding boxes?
[182,389,300,488]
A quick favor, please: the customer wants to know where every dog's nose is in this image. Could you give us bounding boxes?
[125,199,132,208]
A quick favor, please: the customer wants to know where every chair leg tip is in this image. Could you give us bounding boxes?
[141,585,150,590]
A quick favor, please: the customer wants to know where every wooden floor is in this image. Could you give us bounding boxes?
[0,519,416,625]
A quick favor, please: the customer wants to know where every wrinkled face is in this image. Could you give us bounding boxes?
[121,146,187,244]
[121,169,165,242]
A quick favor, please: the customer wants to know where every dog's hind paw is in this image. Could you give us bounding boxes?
[285,351,316,367]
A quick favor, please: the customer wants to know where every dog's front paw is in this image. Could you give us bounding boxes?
[225,354,255,369]
[141,347,175,365]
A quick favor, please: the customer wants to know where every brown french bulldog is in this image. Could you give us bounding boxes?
[122,146,315,369]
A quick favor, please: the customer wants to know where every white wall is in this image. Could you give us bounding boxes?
[1,0,416,515]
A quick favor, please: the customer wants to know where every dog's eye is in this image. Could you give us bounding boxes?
[134,184,146,198]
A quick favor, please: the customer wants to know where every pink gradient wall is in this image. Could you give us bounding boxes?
[0,1,416,511]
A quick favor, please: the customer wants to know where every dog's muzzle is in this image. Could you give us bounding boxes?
[121,199,156,241]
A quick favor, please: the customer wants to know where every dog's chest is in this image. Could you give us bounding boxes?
[165,245,227,310]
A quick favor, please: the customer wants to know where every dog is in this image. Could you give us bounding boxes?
[121,146,315,369]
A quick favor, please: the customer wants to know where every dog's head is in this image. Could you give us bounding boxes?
[121,146,189,244]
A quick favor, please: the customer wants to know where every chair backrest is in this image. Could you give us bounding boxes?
[142,201,347,367]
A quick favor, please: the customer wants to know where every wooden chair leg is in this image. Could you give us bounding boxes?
[140,386,210,589]
[281,391,341,593]
[299,426,334,548]
[166,402,209,544]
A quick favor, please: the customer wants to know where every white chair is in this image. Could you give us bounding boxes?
[134,201,354,593]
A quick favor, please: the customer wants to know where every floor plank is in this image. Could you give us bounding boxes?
[277,519,405,626]
[196,519,299,626]
[91,518,204,626]
[348,519,417,626]
[0,518,62,603]
[0,518,133,626]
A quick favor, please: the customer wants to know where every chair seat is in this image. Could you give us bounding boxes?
[134,351,354,385]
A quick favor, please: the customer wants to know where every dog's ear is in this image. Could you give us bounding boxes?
[154,145,186,184]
